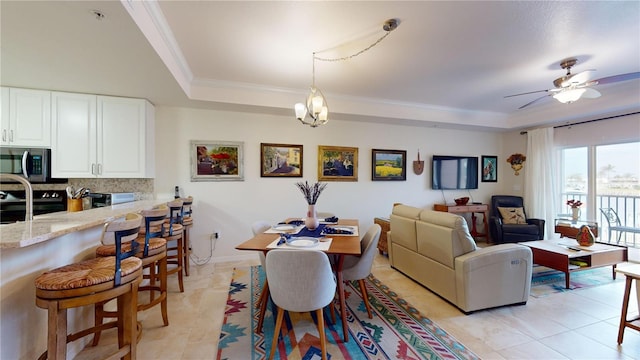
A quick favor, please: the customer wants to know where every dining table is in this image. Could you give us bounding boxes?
[235,218,361,342]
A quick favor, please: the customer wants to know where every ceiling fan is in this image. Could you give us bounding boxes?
[505,58,640,109]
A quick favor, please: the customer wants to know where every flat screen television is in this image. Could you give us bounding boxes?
[431,155,479,190]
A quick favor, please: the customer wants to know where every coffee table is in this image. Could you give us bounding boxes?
[519,239,628,289]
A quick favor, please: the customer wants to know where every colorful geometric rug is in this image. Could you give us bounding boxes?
[217,266,479,360]
[530,264,623,298]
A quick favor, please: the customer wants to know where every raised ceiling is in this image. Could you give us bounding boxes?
[2,1,639,131]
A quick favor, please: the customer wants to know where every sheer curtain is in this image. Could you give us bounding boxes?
[525,127,558,238]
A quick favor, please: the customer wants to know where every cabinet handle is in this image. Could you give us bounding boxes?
[98,164,102,175]
[9,130,13,142]
[1,129,5,142]
[91,163,96,175]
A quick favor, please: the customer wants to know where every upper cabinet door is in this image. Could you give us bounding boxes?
[97,96,154,178]
[0,87,9,146]
[7,88,51,147]
[51,92,97,178]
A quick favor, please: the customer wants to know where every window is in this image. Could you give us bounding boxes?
[559,142,639,245]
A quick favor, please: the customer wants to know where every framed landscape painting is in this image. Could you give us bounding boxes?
[372,149,406,181]
[260,143,303,177]
[190,140,244,181]
[318,145,358,181]
[481,155,498,182]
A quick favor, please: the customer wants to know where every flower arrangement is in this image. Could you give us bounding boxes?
[295,181,327,205]
[507,153,526,165]
[566,199,583,208]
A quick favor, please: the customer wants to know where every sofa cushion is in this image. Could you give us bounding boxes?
[390,205,423,252]
[415,211,477,268]
[498,207,527,224]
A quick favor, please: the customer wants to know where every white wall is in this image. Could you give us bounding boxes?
[153,106,504,262]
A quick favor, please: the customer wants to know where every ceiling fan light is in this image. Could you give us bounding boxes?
[553,88,586,104]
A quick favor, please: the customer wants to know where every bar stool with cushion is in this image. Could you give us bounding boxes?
[180,196,194,276]
[93,205,170,344]
[34,213,143,360]
[164,199,185,292]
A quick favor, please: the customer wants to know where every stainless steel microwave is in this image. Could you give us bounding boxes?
[0,147,65,183]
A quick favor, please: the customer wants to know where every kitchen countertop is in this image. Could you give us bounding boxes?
[0,198,172,249]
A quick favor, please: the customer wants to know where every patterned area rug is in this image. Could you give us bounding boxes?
[217,266,479,360]
[530,264,623,298]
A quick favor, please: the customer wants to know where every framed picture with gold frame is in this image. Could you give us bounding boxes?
[318,145,358,181]
[260,143,303,177]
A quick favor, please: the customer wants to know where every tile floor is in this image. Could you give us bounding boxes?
[76,253,640,360]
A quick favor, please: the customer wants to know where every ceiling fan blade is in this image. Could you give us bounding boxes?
[518,94,551,109]
[581,87,601,99]
[561,69,595,87]
[504,89,549,98]
[594,72,640,85]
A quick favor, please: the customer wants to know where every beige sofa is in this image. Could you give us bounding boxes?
[388,204,533,313]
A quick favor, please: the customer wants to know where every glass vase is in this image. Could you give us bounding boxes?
[571,207,580,221]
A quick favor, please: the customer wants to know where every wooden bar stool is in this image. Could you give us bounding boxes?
[616,264,640,344]
[93,205,170,344]
[180,196,193,276]
[164,199,185,292]
[34,213,143,360]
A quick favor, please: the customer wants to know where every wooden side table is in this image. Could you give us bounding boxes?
[374,217,390,255]
[433,203,489,242]
[615,264,640,344]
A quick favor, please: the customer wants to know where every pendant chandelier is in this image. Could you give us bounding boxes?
[295,19,399,127]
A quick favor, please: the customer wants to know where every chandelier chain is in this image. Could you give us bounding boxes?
[313,31,392,63]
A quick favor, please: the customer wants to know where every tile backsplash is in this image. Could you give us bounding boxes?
[0,178,154,199]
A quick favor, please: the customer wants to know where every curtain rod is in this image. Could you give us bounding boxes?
[519,111,640,135]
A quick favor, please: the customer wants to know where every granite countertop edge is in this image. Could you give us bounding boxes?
[0,198,172,249]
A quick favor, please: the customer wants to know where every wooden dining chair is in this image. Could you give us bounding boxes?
[265,249,336,360]
[340,224,381,318]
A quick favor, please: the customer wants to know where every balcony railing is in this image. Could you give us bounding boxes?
[562,192,640,247]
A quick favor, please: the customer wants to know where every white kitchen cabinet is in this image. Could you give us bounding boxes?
[51,92,155,178]
[1,87,51,147]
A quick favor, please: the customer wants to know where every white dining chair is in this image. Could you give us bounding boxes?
[265,249,336,360]
[340,224,381,319]
[251,220,271,333]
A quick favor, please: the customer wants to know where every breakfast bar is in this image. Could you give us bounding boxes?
[0,198,171,360]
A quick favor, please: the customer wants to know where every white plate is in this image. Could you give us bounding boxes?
[273,224,295,231]
[331,226,352,232]
[286,237,319,248]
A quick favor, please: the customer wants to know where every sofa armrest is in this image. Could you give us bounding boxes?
[489,216,503,243]
[454,244,532,312]
[526,218,545,239]
[455,244,532,272]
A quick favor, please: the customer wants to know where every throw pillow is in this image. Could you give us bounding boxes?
[498,207,527,224]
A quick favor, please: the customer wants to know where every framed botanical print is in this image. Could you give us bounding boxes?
[318,145,358,181]
[372,149,406,181]
[260,143,303,177]
[190,140,244,181]
[481,155,498,182]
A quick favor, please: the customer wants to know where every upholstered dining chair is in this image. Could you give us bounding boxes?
[340,224,381,319]
[265,249,336,360]
[251,220,271,333]
[489,195,545,244]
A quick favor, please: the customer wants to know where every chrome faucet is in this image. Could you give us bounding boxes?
[0,174,33,221]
